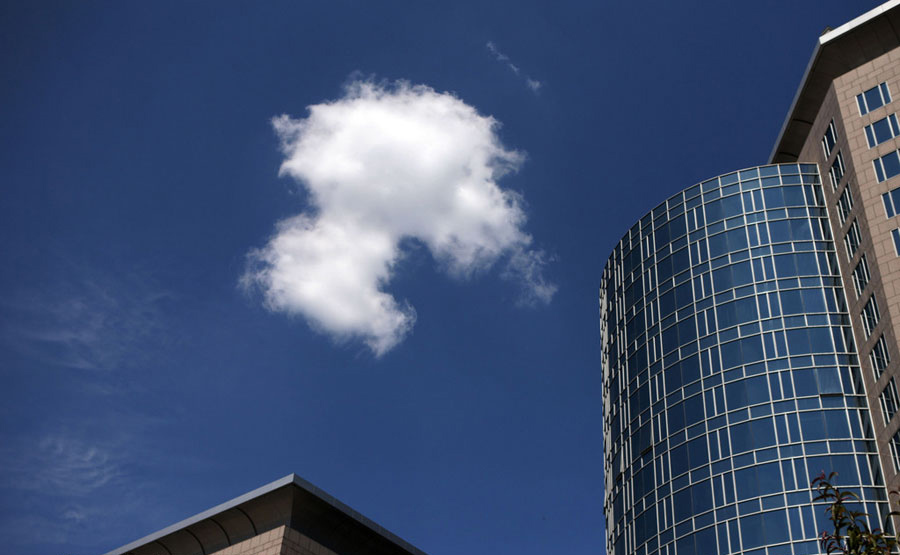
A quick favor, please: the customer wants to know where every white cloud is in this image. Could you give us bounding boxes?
[244,80,554,355]
[486,41,543,94]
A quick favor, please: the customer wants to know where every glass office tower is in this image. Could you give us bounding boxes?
[599,164,891,555]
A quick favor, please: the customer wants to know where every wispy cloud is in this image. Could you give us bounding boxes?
[2,435,123,496]
[0,430,144,547]
[0,265,186,551]
[486,41,543,93]
[243,79,555,356]
[0,267,173,373]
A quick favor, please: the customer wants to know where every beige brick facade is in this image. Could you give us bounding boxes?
[207,526,339,555]
[796,45,900,500]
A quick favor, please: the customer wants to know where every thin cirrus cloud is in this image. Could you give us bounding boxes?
[486,41,543,93]
[243,80,555,356]
[0,267,171,373]
[0,431,147,546]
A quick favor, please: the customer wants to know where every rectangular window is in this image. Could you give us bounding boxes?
[844,219,862,260]
[891,430,900,472]
[866,114,900,147]
[893,229,900,256]
[871,334,891,378]
[822,120,838,157]
[858,82,893,115]
[838,186,854,224]
[884,186,900,217]
[881,378,900,426]
[829,151,845,189]
[862,295,881,337]
[852,254,871,297]
[873,150,900,182]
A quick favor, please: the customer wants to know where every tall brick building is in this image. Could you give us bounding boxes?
[770,0,900,502]
[600,2,900,554]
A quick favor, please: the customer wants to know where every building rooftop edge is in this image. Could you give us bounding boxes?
[100,474,428,555]
[601,161,815,279]
[768,0,900,164]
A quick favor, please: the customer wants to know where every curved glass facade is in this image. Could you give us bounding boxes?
[600,164,891,555]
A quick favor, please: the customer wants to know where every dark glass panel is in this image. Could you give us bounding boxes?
[684,393,705,428]
[654,220,671,246]
[687,436,709,470]
[865,86,883,111]
[884,151,900,180]
[891,188,900,213]
[741,335,765,364]
[816,367,842,395]
[674,486,693,522]
[763,509,791,545]
[783,186,806,206]
[675,280,693,308]
[801,289,825,313]
[824,410,850,438]
[786,329,814,355]
[666,360,683,394]
[631,422,652,460]
[740,513,766,549]
[726,375,768,410]
[793,368,817,396]
[808,327,834,354]
[780,290,803,315]
[791,218,813,240]
[681,354,700,386]
[765,188,786,209]
[707,228,748,258]
[676,531,696,555]
[729,422,753,454]
[799,411,826,440]
[721,339,743,370]
[662,324,680,354]
[873,117,893,143]
[694,527,716,554]
[677,316,697,346]
[692,479,713,514]
[769,220,792,241]
[630,385,649,420]
[669,400,686,433]
[671,441,689,477]
[751,417,776,450]
[669,214,686,241]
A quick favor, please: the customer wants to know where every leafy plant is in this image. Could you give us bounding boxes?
[812,471,899,554]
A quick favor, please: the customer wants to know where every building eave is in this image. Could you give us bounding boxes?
[769,0,900,163]
[101,474,428,555]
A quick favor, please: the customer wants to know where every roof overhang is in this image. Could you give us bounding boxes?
[101,474,428,555]
[770,0,900,163]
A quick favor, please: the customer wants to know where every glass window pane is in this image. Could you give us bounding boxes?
[883,151,900,181]
[873,117,893,143]
[866,86,884,111]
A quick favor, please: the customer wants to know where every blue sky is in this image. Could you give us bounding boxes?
[0,1,883,554]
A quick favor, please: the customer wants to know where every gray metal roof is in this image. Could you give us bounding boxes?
[769,0,900,163]
[101,473,428,555]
